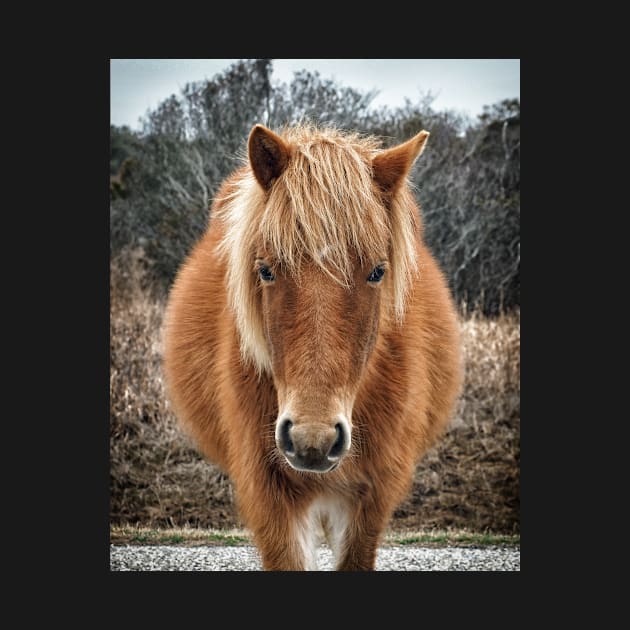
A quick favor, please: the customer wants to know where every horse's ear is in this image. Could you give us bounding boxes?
[248,124,290,190]
[372,130,430,195]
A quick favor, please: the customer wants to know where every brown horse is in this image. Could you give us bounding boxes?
[163,123,462,570]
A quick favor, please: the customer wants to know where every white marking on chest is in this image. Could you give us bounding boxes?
[294,495,350,570]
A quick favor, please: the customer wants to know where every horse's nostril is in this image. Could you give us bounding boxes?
[278,418,294,455]
[327,422,346,460]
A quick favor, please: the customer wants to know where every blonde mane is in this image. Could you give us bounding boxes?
[217,124,420,374]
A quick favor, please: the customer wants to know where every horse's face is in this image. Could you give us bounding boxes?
[244,124,429,473]
[258,255,385,473]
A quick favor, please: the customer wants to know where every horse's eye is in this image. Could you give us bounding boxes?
[367,265,385,283]
[258,265,275,282]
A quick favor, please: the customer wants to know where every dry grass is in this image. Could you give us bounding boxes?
[393,308,520,533]
[110,253,519,533]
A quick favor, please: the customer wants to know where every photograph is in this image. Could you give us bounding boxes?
[109,58,520,571]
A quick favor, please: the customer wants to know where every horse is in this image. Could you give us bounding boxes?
[162,123,463,570]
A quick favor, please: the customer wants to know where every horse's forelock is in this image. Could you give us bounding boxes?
[262,133,389,285]
[219,126,419,373]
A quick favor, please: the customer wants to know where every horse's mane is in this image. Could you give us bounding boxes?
[216,124,420,374]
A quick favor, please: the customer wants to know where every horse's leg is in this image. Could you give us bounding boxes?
[236,480,317,571]
[335,509,387,571]
[251,516,318,571]
[334,484,401,571]
[254,534,308,571]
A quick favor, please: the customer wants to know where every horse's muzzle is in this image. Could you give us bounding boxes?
[275,417,350,473]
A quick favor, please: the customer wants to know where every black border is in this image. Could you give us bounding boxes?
[37,54,556,615]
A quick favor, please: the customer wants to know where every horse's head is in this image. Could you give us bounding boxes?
[222,124,429,473]
[258,250,385,473]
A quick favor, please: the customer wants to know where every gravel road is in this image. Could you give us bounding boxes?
[110,545,519,571]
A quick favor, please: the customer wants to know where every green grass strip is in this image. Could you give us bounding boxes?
[385,531,519,546]
[111,525,518,547]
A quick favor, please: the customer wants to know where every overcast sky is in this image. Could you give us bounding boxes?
[111,59,520,130]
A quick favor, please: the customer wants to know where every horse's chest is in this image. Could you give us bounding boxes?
[294,495,350,569]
